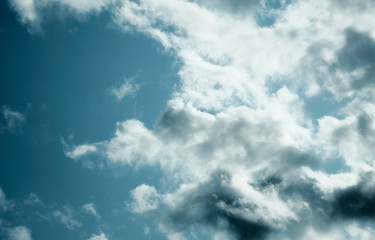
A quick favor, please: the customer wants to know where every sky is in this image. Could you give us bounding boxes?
[1,0,375,239]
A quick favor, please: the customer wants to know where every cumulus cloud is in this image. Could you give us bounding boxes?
[1,106,25,134]
[8,226,32,240]
[46,0,375,239]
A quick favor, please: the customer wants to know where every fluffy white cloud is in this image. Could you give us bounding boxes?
[8,226,32,240]
[130,184,160,213]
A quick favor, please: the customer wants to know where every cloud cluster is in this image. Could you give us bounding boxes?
[0,186,106,239]
[10,0,375,239]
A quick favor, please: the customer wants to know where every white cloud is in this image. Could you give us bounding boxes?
[130,184,160,213]
[8,0,40,32]
[82,203,100,219]
[8,0,115,32]
[86,233,109,240]
[109,77,140,101]
[64,144,98,160]
[8,226,32,240]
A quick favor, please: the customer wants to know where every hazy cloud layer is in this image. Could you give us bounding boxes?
[12,0,373,239]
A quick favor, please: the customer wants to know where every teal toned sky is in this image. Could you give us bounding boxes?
[2,1,375,240]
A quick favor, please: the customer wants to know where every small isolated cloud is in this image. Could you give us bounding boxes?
[1,106,25,134]
[109,77,140,101]
[130,184,160,213]
[53,206,82,230]
[8,226,32,240]
[82,203,100,219]
[64,144,98,160]
[86,233,109,240]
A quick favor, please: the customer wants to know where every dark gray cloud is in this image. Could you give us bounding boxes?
[337,29,375,89]
[332,173,375,220]
[165,171,272,240]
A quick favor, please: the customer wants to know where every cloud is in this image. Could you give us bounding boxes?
[109,77,140,101]
[7,0,41,32]
[7,0,115,33]
[8,226,32,240]
[23,193,43,206]
[38,0,375,239]
[143,225,150,235]
[64,144,98,160]
[86,233,109,240]
[1,106,25,134]
[53,206,82,230]
[130,184,160,213]
[0,187,13,212]
[82,203,100,219]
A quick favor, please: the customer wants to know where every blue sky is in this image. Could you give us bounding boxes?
[1,0,375,240]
